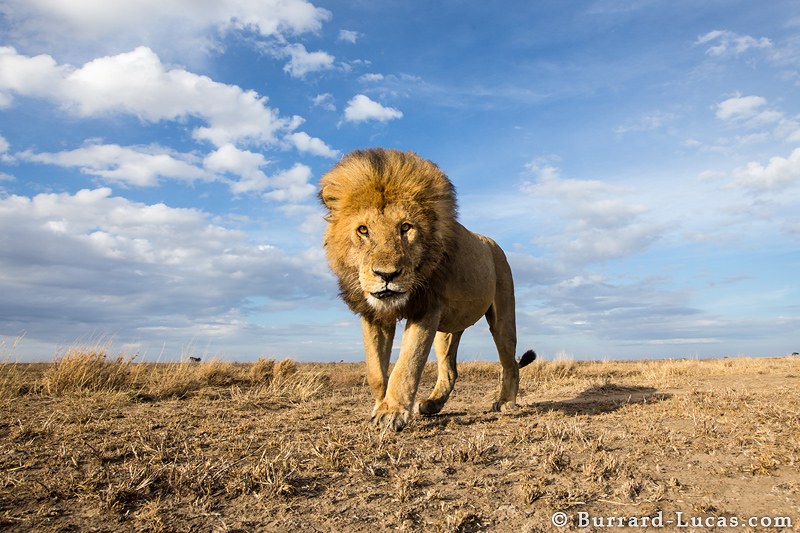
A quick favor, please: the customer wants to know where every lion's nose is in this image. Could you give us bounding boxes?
[373,267,403,282]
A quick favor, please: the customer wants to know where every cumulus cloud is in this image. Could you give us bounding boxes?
[0,187,329,349]
[0,0,331,63]
[281,43,335,78]
[359,73,385,82]
[0,135,9,159]
[696,30,772,57]
[20,144,210,187]
[525,267,800,356]
[343,94,403,123]
[716,94,770,121]
[527,273,704,344]
[0,46,292,148]
[1,45,338,178]
[17,141,320,199]
[521,159,661,264]
[716,95,765,120]
[338,30,359,44]
[523,156,562,181]
[311,93,335,111]
[203,144,271,193]
[262,164,315,202]
[203,144,315,200]
[712,94,800,146]
[284,132,339,158]
[732,148,800,193]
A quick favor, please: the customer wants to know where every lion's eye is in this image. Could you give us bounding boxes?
[400,222,413,234]
[357,225,369,236]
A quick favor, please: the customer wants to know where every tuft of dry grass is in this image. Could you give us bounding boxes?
[196,358,239,387]
[43,349,137,396]
[0,360,30,400]
[233,367,325,407]
[249,357,276,384]
[520,357,579,392]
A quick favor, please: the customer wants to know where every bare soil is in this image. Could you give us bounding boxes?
[1,356,799,532]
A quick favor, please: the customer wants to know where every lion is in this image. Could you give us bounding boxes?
[319,148,535,431]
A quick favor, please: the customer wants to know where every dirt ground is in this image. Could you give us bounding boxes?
[1,355,799,532]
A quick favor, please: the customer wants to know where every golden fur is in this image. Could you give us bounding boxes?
[320,148,534,431]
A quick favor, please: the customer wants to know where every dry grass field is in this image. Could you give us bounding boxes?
[1,351,799,532]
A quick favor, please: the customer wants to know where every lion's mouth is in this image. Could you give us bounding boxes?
[371,289,405,300]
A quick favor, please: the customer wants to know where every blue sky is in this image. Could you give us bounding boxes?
[1,0,798,362]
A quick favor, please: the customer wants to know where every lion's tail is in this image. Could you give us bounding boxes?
[517,349,537,368]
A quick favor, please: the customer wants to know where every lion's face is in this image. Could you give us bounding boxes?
[348,204,427,312]
[320,148,457,320]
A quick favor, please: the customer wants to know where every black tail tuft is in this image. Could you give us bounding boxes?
[518,349,537,368]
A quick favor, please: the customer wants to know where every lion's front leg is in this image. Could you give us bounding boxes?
[372,309,440,431]
[361,317,395,404]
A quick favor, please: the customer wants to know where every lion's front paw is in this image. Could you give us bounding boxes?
[371,401,411,431]
[418,398,444,415]
[491,400,518,413]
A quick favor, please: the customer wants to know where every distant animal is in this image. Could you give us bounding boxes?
[792,352,799,357]
[319,148,536,431]
[188,356,202,363]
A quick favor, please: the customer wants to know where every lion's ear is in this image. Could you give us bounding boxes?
[318,186,336,211]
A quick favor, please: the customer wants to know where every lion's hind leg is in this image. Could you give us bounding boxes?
[419,330,463,415]
[485,294,520,412]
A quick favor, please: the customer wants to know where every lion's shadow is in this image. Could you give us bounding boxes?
[525,383,671,416]
[420,383,671,427]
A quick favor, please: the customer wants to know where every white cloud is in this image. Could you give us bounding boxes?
[521,160,661,263]
[281,43,335,78]
[262,164,315,202]
[203,144,271,193]
[6,0,329,38]
[311,93,335,111]
[338,30,360,44]
[523,272,704,347]
[696,30,773,57]
[614,111,676,135]
[523,156,562,181]
[1,0,331,63]
[203,143,267,175]
[0,46,291,148]
[21,144,210,187]
[0,135,9,154]
[284,132,339,158]
[359,73,385,82]
[0,187,329,349]
[0,47,65,95]
[716,94,767,120]
[343,94,403,123]
[711,94,800,146]
[203,144,314,199]
[732,148,800,193]
[18,141,324,197]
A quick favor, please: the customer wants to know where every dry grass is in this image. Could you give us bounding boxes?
[1,352,799,531]
[42,349,137,395]
[0,360,30,401]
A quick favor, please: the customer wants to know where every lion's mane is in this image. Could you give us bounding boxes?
[319,148,459,324]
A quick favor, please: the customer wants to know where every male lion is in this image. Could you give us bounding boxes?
[319,148,535,431]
